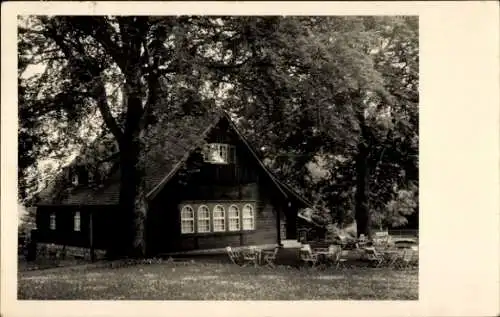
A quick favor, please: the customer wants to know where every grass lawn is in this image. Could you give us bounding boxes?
[18,260,418,300]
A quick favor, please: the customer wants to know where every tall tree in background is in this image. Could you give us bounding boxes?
[217,16,418,236]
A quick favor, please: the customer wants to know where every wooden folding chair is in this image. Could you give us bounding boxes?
[299,245,318,268]
[409,247,419,268]
[364,247,384,267]
[384,251,401,269]
[326,244,341,266]
[226,246,242,266]
[334,249,349,270]
[358,234,368,244]
[395,248,414,270]
[262,246,280,268]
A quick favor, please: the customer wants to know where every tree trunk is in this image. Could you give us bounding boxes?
[109,62,148,258]
[132,152,147,258]
[354,98,372,239]
[114,124,148,258]
[355,138,371,238]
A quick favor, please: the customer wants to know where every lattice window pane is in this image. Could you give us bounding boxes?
[213,219,225,232]
[203,143,235,164]
[197,205,210,233]
[243,218,254,229]
[181,205,195,234]
[242,204,255,230]
[181,220,194,234]
[228,205,240,231]
[213,205,225,232]
[49,213,56,230]
[74,211,81,232]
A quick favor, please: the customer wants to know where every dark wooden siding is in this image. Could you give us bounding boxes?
[146,117,287,255]
[148,198,279,254]
[34,205,117,250]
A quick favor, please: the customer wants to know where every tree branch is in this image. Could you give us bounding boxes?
[137,37,162,132]
[206,58,251,70]
[79,17,127,71]
[93,79,124,142]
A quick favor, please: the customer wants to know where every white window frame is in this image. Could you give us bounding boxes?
[180,205,195,234]
[74,211,81,232]
[213,205,226,232]
[71,174,79,186]
[49,213,56,230]
[228,205,240,231]
[197,205,211,233]
[242,204,255,230]
[203,143,236,164]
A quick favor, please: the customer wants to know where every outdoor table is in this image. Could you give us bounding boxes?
[255,247,276,265]
[252,247,275,265]
[241,247,262,266]
[380,249,402,267]
[313,250,333,266]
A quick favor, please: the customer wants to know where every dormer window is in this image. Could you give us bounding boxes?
[71,174,79,186]
[203,143,236,164]
[88,170,94,184]
[70,165,90,186]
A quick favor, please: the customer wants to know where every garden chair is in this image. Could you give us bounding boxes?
[226,246,242,266]
[299,244,318,268]
[262,246,280,268]
[326,245,341,266]
[356,234,370,248]
[241,246,259,267]
[47,244,58,261]
[384,250,401,269]
[401,248,418,270]
[358,234,368,243]
[364,247,384,267]
[337,235,348,247]
[393,248,406,269]
[334,249,349,270]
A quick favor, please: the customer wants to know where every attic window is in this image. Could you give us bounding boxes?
[71,174,79,186]
[203,143,236,164]
[71,166,90,186]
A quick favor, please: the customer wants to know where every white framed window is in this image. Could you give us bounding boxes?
[74,211,81,232]
[180,205,195,234]
[242,204,255,230]
[203,143,236,164]
[71,174,79,186]
[228,205,240,231]
[213,205,225,232]
[49,213,56,230]
[197,205,210,233]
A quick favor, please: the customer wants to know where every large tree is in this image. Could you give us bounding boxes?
[18,16,238,257]
[216,16,418,236]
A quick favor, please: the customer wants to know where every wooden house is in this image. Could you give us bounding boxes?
[33,109,315,257]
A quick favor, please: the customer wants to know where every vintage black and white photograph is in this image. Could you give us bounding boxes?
[16,14,419,300]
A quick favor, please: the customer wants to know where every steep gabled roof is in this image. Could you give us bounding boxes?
[37,108,313,208]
